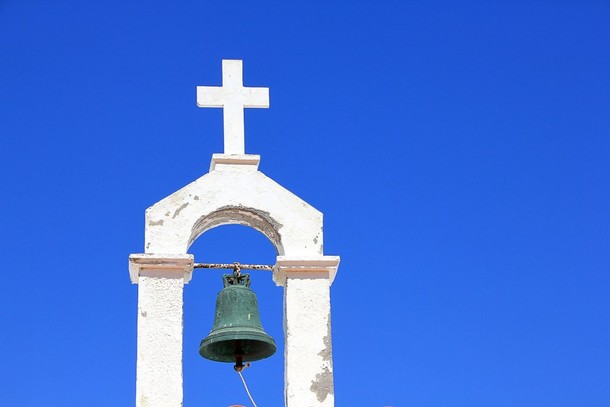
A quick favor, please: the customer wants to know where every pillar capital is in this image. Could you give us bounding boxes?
[129,253,194,284]
[273,255,340,286]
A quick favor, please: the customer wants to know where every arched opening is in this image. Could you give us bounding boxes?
[188,206,285,255]
[183,224,283,407]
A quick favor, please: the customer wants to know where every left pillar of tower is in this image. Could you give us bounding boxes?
[129,254,194,407]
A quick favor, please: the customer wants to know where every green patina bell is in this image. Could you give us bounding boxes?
[199,270,276,370]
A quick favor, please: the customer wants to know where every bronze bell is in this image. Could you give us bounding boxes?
[199,271,276,370]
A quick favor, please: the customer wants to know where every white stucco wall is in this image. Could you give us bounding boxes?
[144,155,323,258]
[130,155,339,407]
[130,254,193,407]
[130,59,340,406]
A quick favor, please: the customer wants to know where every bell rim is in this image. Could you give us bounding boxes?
[199,330,277,362]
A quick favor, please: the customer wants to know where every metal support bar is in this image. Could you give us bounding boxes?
[193,262,273,271]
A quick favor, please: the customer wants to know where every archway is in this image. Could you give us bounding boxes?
[184,224,282,406]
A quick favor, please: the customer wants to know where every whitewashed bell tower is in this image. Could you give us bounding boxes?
[129,60,340,407]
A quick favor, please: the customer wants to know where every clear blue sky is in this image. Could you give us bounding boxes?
[1,1,609,406]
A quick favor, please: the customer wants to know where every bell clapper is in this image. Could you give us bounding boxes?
[234,361,252,372]
[234,347,252,372]
[234,353,245,372]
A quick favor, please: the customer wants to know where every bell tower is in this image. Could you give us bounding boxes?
[129,60,340,407]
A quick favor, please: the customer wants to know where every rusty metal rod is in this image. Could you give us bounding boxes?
[193,262,273,271]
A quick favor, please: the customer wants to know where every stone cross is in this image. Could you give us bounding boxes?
[197,60,269,155]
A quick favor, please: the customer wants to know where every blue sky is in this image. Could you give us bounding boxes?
[1,1,609,406]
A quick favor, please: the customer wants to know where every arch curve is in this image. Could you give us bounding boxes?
[189,205,284,254]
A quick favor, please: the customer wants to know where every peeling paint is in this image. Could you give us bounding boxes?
[172,203,189,219]
[318,316,332,362]
[143,166,325,258]
[148,219,164,226]
[310,366,333,402]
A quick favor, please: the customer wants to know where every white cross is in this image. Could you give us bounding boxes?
[197,60,269,155]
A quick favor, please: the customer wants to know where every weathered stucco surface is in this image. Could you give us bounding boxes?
[144,155,323,258]
[137,274,184,407]
[285,276,334,406]
[130,255,193,407]
[130,60,339,407]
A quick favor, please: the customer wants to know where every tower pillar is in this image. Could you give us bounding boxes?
[275,256,340,407]
[129,254,194,407]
